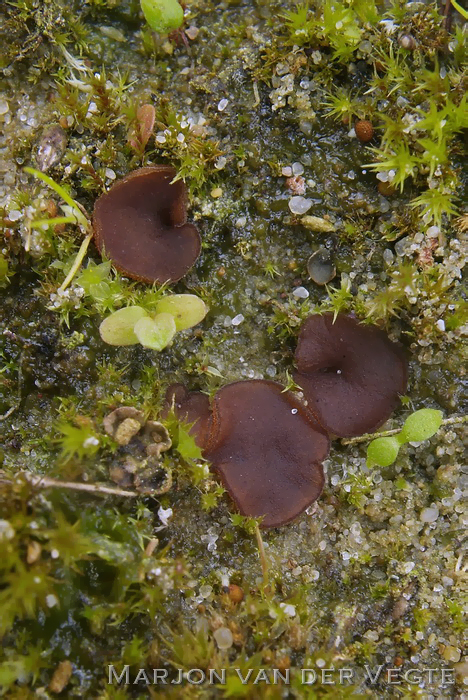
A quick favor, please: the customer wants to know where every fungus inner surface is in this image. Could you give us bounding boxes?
[93,166,201,284]
[294,313,408,437]
[205,380,330,528]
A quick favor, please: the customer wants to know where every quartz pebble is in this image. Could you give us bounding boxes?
[214,627,233,649]
[292,162,304,176]
[420,506,439,523]
[231,314,244,326]
[292,286,309,299]
[288,196,313,215]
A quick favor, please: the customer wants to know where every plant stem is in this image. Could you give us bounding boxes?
[21,472,139,498]
[30,216,78,228]
[254,523,269,585]
[0,349,24,421]
[342,414,467,445]
[58,232,93,292]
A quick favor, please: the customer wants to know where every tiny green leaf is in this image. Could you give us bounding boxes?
[76,262,112,292]
[140,0,184,34]
[176,424,203,461]
[99,306,149,346]
[366,436,400,468]
[155,294,208,331]
[133,312,176,351]
[399,408,443,443]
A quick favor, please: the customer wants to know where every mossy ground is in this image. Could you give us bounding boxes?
[0,0,466,697]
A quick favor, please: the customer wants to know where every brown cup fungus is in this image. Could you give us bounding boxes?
[204,380,330,528]
[93,166,201,284]
[294,313,408,438]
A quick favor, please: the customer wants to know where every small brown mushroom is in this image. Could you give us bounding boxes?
[204,380,330,528]
[93,166,201,284]
[294,313,407,437]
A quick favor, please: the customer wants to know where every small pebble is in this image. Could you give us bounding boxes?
[443,646,461,663]
[307,248,336,286]
[280,603,296,617]
[420,506,439,523]
[399,33,417,50]
[288,196,313,215]
[383,248,394,265]
[218,98,229,112]
[49,660,73,694]
[185,25,199,40]
[292,162,304,176]
[292,286,309,299]
[231,314,244,326]
[301,215,335,232]
[214,627,233,649]
[200,584,213,598]
[214,156,227,170]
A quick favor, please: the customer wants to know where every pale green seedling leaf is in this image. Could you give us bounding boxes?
[140,0,184,33]
[99,306,149,346]
[399,409,443,444]
[133,312,176,351]
[366,436,400,468]
[155,294,208,331]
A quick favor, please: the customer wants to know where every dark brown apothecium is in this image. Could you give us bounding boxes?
[162,380,330,527]
[204,380,330,528]
[294,313,408,438]
[93,166,201,284]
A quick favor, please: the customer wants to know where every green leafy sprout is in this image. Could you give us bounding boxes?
[99,294,208,351]
[140,0,184,34]
[366,409,443,468]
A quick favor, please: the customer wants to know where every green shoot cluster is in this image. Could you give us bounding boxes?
[366,409,443,468]
[99,294,207,351]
